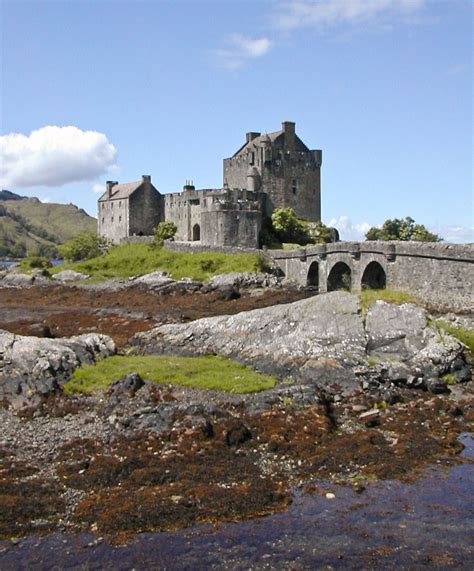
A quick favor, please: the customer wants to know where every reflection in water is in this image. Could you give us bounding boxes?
[1,434,473,569]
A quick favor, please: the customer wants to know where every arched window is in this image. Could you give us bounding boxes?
[192,224,201,241]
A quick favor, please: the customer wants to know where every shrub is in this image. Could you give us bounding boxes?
[366,217,442,242]
[58,232,108,262]
[20,256,52,271]
[152,221,177,247]
[271,208,309,244]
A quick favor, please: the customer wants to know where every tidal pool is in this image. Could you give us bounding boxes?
[1,434,472,570]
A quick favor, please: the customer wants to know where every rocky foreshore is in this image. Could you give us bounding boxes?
[0,276,473,542]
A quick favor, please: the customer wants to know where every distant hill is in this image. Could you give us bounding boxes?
[0,190,97,258]
[0,190,27,201]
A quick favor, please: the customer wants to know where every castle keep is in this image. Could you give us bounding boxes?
[98,121,322,248]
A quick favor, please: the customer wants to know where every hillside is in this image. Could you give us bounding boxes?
[0,190,97,258]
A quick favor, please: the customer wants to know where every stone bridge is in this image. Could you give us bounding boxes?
[267,241,474,312]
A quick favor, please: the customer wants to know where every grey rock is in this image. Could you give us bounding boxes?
[0,272,35,286]
[55,270,90,282]
[108,373,144,398]
[365,301,427,354]
[0,330,116,406]
[130,271,173,287]
[426,377,449,394]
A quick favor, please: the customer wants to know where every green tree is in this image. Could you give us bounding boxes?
[365,217,441,242]
[271,208,309,244]
[58,232,108,262]
[152,221,177,247]
[306,221,334,244]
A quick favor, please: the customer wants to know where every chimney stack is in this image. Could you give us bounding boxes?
[246,132,261,144]
[106,180,118,199]
[282,121,295,148]
[142,175,151,183]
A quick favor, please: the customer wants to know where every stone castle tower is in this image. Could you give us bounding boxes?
[223,121,322,221]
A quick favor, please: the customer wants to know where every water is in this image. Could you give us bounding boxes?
[0,259,63,269]
[1,434,472,569]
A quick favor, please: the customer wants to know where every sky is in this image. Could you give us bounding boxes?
[1,0,472,242]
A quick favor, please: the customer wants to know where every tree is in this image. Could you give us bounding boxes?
[58,232,108,262]
[365,217,441,242]
[152,221,177,247]
[271,208,309,244]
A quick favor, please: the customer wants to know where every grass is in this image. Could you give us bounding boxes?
[50,243,267,282]
[359,288,421,311]
[63,354,277,394]
[436,320,474,353]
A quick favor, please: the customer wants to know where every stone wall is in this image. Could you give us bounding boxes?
[164,241,260,255]
[129,185,164,237]
[98,197,130,244]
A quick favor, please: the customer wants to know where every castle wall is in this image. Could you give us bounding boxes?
[201,209,261,249]
[98,198,130,243]
[129,184,164,237]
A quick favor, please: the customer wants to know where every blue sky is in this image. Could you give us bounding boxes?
[1,0,472,242]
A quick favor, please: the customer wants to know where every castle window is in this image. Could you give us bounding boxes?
[119,215,122,223]
[111,216,114,223]
[111,202,114,209]
[101,217,104,224]
[119,201,122,208]
[292,179,298,195]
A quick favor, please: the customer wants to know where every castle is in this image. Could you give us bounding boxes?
[98,121,322,248]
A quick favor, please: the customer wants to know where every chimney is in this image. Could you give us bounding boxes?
[106,180,118,199]
[246,132,261,144]
[282,121,295,148]
[142,175,151,183]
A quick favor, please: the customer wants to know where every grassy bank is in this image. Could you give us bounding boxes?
[64,354,277,394]
[359,288,421,311]
[50,243,266,282]
[436,320,474,353]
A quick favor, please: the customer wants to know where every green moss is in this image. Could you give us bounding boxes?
[64,354,277,394]
[359,288,421,312]
[436,321,474,353]
[441,374,457,386]
[50,243,265,282]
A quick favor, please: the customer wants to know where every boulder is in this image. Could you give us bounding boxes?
[0,330,115,407]
[55,270,90,282]
[133,293,469,395]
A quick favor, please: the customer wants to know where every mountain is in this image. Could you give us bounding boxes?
[0,191,97,258]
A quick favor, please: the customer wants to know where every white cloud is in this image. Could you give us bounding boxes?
[430,224,474,244]
[326,215,373,241]
[214,34,272,70]
[272,0,426,30]
[40,197,52,203]
[92,183,105,194]
[0,125,118,189]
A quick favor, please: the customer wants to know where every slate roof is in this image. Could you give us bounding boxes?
[98,181,143,202]
[231,130,310,158]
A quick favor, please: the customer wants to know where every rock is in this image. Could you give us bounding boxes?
[366,302,427,354]
[425,377,449,394]
[211,272,281,290]
[55,270,90,282]
[108,373,144,397]
[0,273,35,287]
[130,271,173,287]
[359,409,381,427]
[133,292,367,386]
[0,329,116,406]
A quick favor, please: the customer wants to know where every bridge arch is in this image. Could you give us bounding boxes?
[306,261,319,289]
[327,261,352,292]
[361,261,386,290]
